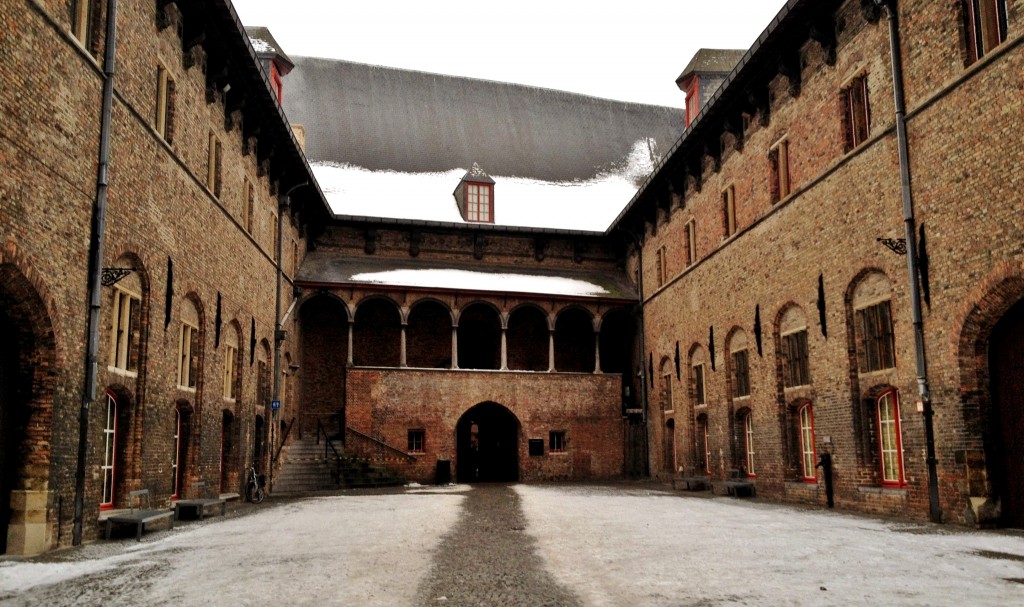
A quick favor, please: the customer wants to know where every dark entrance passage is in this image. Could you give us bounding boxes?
[0,306,24,554]
[989,297,1024,528]
[456,402,520,483]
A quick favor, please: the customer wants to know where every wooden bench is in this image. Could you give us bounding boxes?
[673,468,711,491]
[105,489,174,541]
[173,482,227,521]
[713,469,756,497]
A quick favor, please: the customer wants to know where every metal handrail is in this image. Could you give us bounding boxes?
[344,426,417,463]
[272,416,296,466]
[315,418,344,482]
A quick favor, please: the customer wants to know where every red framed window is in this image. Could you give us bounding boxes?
[799,402,816,482]
[697,414,710,475]
[685,79,700,127]
[100,392,118,509]
[963,0,1008,65]
[743,412,756,477]
[466,183,493,222]
[270,63,284,103]
[842,75,870,151]
[876,389,906,486]
[171,407,182,499]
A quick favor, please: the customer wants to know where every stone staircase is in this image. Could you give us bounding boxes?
[273,437,406,494]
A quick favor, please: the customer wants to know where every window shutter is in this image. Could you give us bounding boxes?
[840,90,853,152]
[165,79,176,143]
[880,301,895,369]
[127,297,141,371]
[188,326,199,388]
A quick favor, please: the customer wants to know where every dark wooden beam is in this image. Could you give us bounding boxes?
[778,49,802,98]
[724,114,745,151]
[809,12,838,66]
[746,86,771,127]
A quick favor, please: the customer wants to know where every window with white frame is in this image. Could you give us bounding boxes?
[877,389,905,486]
[171,406,182,498]
[100,392,117,508]
[408,429,425,453]
[108,287,140,372]
[743,411,756,477]
[799,402,816,482]
[549,431,567,453]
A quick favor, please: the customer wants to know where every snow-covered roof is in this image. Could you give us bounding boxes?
[297,253,637,300]
[244,27,294,73]
[313,138,657,232]
[282,57,682,231]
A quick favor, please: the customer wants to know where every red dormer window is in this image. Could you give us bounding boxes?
[270,62,284,103]
[685,77,699,127]
[466,183,493,222]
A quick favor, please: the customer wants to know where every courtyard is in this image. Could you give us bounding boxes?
[1,484,1022,606]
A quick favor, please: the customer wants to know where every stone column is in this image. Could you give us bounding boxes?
[593,332,602,374]
[548,330,555,372]
[400,323,408,368]
[346,319,354,367]
[500,328,508,371]
[451,326,459,369]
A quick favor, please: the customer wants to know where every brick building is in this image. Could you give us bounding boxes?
[0,0,329,554]
[617,0,1023,526]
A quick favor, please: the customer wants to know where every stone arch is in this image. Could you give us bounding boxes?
[298,294,349,436]
[353,296,401,367]
[506,304,549,371]
[554,306,595,373]
[599,307,633,374]
[956,273,1024,527]
[0,259,58,555]
[455,402,521,482]
[457,302,501,370]
[407,299,453,368]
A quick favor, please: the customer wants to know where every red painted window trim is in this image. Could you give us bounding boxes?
[685,77,699,127]
[99,391,118,510]
[798,401,817,483]
[270,63,284,103]
[876,388,906,487]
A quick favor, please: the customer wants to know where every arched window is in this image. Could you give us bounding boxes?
[107,262,142,373]
[798,402,816,482]
[100,391,118,509]
[742,410,755,477]
[877,389,905,486]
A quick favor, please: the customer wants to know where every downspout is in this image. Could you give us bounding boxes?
[877,0,941,523]
[74,0,118,546]
[270,182,305,487]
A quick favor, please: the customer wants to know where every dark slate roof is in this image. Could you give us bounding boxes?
[296,252,637,300]
[282,57,683,183]
[675,49,745,86]
[245,26,295,72]
[461,163,495,185]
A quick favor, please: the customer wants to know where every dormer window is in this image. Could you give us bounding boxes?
[454,163,495,223]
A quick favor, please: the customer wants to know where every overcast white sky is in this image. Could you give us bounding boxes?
[230,0,789,109]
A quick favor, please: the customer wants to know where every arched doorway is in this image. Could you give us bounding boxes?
[989,297,1024,527]
[456,402,520,482]
[221,410,236,494]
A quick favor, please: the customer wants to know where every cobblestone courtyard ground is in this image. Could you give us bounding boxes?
[2,483,1024,606]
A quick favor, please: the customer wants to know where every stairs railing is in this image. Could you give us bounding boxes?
[316,418,345,483]
[272,416,296,467]
[344,426,417,464]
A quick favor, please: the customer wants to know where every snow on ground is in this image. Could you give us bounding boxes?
[312,139,657,232]
[348,268,610,297]
[516,485,1024,606]
[0,491,464,607]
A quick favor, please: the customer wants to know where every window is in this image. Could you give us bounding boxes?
[243,179,255,234]
[697,414,710,474]
[743,412,756,477]
[722,185,737,238]
[661,372,673,412]
[655,245,667,287]
[223,345,237,400]
[270,63,284,103]
[781,329,810,388]
[466,183,493,222]
[292,241,299,277]
[769,138,791,202]
[208,133,223,197]
[842,76,870,151]
[693,363,706,406]
[549,431,567,453]
[155,65,175,143]
[171,406,182,498]
[100,392,117,509]
[856,301,896,372]
[963,0,1008,65]
[685,79,700,127]
[799,402,816,482]
[257,359,270,406]
[108,288,140,372]
[877,389,905,486]
[178,322,198,388]
[685,219,696,266]
[732,349,750,398]
[408,429,425,453]
[72,0,97,49]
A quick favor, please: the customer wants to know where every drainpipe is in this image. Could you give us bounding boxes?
[270,182,305,487]
[74,0,118,546]
[876,0,941,523]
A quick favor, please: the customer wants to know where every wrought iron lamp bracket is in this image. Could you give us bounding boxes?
[877,238,907,255]
[101,268,134,287]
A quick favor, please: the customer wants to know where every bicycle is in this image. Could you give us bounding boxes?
[245,463,266,504]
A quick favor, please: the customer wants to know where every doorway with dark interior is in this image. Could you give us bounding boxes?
[456,402,520,483]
